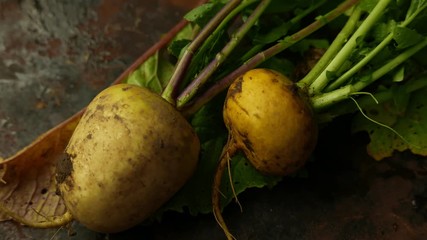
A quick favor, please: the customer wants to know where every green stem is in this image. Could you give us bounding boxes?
[325,2,427,92]
[353,38,427,91]
[309,0,392,95]
[161,0,242,105]
[310,85,354,111]
[316,74,427,123]
[297,6,362,88]
[311,38,427,111]
[325,34,393,91]
[180,0,361,116]
[405,2,427,24]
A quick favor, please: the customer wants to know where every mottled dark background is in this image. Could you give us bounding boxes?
[0,1,426,239]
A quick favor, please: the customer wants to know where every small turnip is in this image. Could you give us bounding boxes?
[224,68,317,176]
[212,69,318,239]
[56,84,200,233]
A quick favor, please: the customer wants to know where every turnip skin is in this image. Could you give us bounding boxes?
[223,68,318,176]
[57,84,200,233]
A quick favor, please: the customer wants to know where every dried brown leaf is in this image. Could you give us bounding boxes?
[0,111,83,227]
[0,161,11,222]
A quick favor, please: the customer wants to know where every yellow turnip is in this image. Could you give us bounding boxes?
[224,68,317,175]
[212,69,318,239]
[56,84,200,233]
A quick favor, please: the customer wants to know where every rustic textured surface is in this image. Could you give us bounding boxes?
[0,0,188,158]
[0,1,426,239]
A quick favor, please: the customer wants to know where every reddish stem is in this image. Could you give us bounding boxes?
[180,0,360,116]
[162,0,242,105]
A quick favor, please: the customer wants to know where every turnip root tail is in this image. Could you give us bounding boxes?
[212,136,238,240]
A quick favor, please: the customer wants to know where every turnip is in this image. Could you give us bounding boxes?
[223,69,317,176]
[55,0,427,237]
[211,69,317,239]
[56,84,200,233]
[165,66,315,239]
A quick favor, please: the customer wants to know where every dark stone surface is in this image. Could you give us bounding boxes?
[0,1,426,240]
[0,0,187,158]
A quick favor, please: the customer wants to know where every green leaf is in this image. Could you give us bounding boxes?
[219,154,282,209]
[352,87,427,160]
[168,39,191,59]
[174,23,198,41]
[393,26,424,49]
[392,66,405,82]
[124,51,175,94]
[253,21,292,44]
[390,84,411,115]
[326,70,338,82]
[168,24,198,58]
[184,0,227,27]
[372,20,396,42]
[182,28,229,87]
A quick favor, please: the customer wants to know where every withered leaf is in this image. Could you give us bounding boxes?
[0,163,11,222]
[0,110,83,227]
